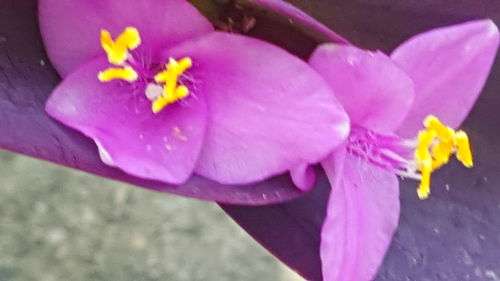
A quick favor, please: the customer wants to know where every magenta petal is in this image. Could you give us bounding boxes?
[392,19,499,137]
[165,32,350,185]
[0,0,319,205]
[309,44,414,133]
[290,164,316,191]
[320,151,400,281]
[46,58,207,184]
[243,0,348,44]
[39,0,213,77]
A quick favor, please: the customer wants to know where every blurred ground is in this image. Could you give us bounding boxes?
[0,150,304,281]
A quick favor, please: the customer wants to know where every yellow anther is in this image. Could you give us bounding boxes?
[154,58,193,82]
[414,130,435,199]
[152,97,170,114]
[417,164,432,199]
[98,66,138,82]
[151,86,189,113]
[424,115,455,142]
[175,85,190,100]
[174,57,193,73]
[151,57,192,113]
[431,142,453,169]
[416,130,436,156]
[101,27,141,65]
[414,115,473,199]
[154,71,174,84]
[456,130,473,167]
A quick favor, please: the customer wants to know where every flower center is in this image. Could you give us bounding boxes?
[97,27,193,113]
[347,115,473,199]
[152,57,192,113]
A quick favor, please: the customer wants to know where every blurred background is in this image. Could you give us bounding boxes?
[0,150,303,281]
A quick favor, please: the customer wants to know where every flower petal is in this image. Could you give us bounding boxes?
[392,20,499,137]
[239,0,348,44]
[309,44,414,133]
[165,32,350,185]
[320,150,400,281]
[1,1,309,205]
[220,173,331,281]
[289,164,317,191]
[39,0,214,77]
[45,57,207,185]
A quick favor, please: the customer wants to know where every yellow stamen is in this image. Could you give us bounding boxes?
[155,58,192,82]
[101,27,141,65]
[414,115,473,199]
[456,130,473,167]
[414,130,435,199]
[417,164,432,199]
[151,87,190,113]
[424,115,455,142]
[178,84,190,96]
[98,66,138,82]
[431,142,453,169]
[151,57,192,113]
[152,97,170,114]
[416,130,436,153]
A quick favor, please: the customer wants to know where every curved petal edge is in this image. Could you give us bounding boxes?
[392,19,499,136]
[320,151,400,281]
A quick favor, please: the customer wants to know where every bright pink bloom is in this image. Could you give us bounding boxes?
[309,20,499,281]
[40,0,349,187]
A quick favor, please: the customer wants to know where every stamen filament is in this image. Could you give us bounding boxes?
[395,169,421,181]
[346,117,473,200]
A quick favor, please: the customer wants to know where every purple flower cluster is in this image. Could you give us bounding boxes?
[6,0,496,280]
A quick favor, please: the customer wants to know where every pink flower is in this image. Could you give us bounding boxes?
[308,20,499,280]
[39,0,349,188]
